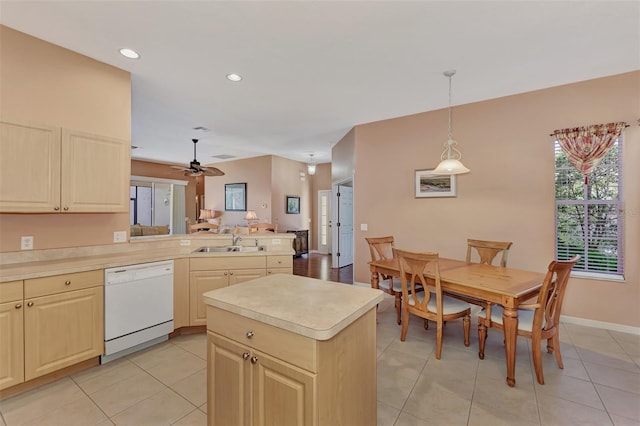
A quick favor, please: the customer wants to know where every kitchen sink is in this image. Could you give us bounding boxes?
[194,245,266,253]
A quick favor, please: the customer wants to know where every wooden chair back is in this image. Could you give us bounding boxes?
[189,221,220,234]
[393,248,440,313]
[466,239,513,267]
[365,236,395,263]
[249,222,278,233]
[534,255,580,335]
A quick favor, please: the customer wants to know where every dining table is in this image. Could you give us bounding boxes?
[369,257,546,387]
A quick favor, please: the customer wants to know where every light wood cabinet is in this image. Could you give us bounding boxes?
[23,271,103,381]
[206,306,377,426]
[0,119,129,213]
[0,280,24,391]
[189,256,269,326]
[173,258,190,330]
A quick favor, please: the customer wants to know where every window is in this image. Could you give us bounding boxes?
[554,137,624,277]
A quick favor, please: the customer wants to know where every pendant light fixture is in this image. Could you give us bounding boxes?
[307,154,316,176]
[432,70,470,175]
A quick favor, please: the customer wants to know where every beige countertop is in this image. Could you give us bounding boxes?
[0,234,295,282]
[202,274,384,340]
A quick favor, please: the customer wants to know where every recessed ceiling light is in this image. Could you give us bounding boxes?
[226,73,242,82]
[119,48,140,59]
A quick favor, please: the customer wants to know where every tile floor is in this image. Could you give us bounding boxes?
[1,295,638,426]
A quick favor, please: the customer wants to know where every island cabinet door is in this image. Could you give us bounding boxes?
[208,332,251,426]
[252,350,317,426]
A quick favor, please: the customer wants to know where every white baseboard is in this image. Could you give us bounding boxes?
[561,315,640,335]
[355,280,639,335]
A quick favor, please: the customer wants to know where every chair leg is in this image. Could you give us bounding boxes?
[400,308,410,341]
[463,314,470,347]
[550,333,564,369]
[435,321,443,360]
[478,321,487,360]
[531,335,545,385]
[394,292,402,325]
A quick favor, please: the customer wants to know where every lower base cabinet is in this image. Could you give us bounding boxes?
[0,297,24,390]
[207,306,377,426]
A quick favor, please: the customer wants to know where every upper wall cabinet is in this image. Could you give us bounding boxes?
[0,120,130,213]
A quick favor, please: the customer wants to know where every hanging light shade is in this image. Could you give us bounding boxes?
[307,154,316,176]
[432,70,470,175]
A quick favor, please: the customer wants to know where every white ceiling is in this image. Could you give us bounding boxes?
[1,1,638,167]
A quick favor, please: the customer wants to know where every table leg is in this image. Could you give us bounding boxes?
[370,270,379,289]
[502,307,519,387]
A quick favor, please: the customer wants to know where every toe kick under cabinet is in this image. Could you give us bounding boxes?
[203,274,384,426]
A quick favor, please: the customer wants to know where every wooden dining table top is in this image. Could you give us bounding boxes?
[369,257,546,302]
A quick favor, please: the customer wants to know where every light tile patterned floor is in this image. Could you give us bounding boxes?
[1,295,639,425]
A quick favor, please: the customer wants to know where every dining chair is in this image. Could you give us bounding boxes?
[393,248,471,359]
[249,222,278,233]
[365,236,404,324]
[477,255,580,384]
[189,221,220,234]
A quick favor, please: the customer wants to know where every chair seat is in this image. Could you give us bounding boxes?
[378,278,403,293]
[489,305,545,331]
[408,292,471,315]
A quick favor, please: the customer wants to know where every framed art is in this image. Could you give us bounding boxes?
[415,169,457,198]
[286,195,300,214]
[225,183,247,211]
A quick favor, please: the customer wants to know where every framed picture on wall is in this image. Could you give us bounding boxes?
[225,183,247,211]
[286,195,300,214]
[415,169,457,198]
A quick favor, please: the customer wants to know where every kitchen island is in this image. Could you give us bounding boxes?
[203,274,384,426]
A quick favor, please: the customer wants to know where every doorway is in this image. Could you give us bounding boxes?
[331,178,354,268]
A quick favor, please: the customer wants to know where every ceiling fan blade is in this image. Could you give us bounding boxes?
[170,165,187,170]
[202,167,225,177]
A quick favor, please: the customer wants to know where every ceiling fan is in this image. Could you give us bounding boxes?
[170,139,225,177]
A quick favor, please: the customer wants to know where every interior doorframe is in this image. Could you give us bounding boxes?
[317,189,332,254]
[331,176,354,269]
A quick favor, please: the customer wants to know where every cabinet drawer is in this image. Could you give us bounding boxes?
[25,270,103,298]
[207,307,317,372]
[0,280,23,303]
[267,268,292,275]
[266,255,293,269]
[191,256,266,271]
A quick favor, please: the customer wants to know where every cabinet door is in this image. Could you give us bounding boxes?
[252,350,316,426]
[229,269,267,286]
[173,258,190,330]
[60,129,129,212]
[208,332,251,426]
[0,120,61,212]
[0,301,24,390]
[24,286,104,380]
[190,271,228,326]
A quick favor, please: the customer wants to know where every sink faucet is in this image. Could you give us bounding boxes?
[232,234,242,246]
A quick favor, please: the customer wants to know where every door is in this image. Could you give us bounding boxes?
[0,301,24,390]
[252,350,316,426]
[208,333,251,426]
[24,287,103,380]
[332,183,354,268]
[190,271,228,325]
[317,190,331,254]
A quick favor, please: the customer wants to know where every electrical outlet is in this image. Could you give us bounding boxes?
[113,231,127,243]
[21,236,34,250]
[180,240,191,246]
[272,239,281,245]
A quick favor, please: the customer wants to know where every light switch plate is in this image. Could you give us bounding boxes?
[360,224,368,231]
[21,236,34,250]
[180,240,191,246]
[113,231,127,243]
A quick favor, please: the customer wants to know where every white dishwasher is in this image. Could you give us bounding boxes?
[102,260,174,363]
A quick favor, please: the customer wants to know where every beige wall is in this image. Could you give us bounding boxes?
[270,156,312,232]
[352,71,640,328]
[0,26,131,252]
[332,128,356,183]
[310,163,332,251]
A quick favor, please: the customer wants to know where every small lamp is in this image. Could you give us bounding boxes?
[307,154,316,176]
[199,209,213,222]
[245,210,258,228]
